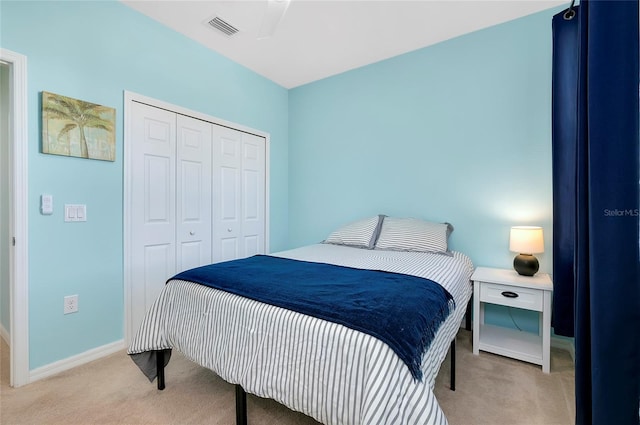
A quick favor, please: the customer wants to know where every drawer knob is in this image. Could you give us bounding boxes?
[501,291,519,298]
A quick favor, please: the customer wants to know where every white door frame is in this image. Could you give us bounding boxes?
[1,48,30,387]
[123,91,270,344]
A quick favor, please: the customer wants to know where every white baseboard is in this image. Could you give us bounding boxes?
[0,324,9,346]
[551,336,575,363]
[29,339,125,383]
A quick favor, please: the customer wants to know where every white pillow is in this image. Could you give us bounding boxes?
[324,215,384,249]
[375,217,452,253]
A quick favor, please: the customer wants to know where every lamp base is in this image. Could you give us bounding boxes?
[513,254,539,276]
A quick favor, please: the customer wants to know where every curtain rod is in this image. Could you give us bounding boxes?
[564,0,577,20]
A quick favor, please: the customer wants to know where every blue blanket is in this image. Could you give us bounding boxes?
[171,255,454,381]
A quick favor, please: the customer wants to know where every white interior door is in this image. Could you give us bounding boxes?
[1,48,28,388]
[212,126,266,262]
[176,115,212,273]
[130,102,176,335]
[240,133,266,257]
[125,92,269,344]
[212,125,242,262]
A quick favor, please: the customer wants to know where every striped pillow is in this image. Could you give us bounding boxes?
[324,215,384,249]
[375,217,453,253]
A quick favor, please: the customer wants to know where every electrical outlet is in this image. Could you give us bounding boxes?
[63,295,78,314]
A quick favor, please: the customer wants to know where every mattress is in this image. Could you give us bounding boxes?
[128,243,474,425]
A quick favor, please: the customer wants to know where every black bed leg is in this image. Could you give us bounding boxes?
[235,385,247,425]
[450,339,456,391]
[156,350,166,390]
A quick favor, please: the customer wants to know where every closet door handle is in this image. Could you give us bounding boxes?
[189,231,195,236]
[227,228,232,232]
[501,291,519,298]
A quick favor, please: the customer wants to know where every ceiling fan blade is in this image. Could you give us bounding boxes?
[257,0,291,39]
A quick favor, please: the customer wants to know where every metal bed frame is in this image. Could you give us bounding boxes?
[153,298,473,424]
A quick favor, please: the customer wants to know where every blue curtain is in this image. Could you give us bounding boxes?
[551,1,639,424]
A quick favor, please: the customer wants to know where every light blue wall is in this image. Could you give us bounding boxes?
[289,10,557,332]
[289,9,554,270]
[1,1,288,369]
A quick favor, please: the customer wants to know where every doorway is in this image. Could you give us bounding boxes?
[0,48,29,387]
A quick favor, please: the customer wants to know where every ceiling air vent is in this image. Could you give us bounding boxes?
[208,16,239,37]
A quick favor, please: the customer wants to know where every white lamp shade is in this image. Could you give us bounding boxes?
[509,226,544,254]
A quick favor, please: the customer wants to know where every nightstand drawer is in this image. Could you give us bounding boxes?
[479,282,543,311]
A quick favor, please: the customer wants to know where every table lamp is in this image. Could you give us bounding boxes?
[509,226,544,276]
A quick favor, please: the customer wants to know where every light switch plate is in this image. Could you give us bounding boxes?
[65,204,87,222]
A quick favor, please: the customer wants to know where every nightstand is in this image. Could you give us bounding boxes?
[471,266,553,373]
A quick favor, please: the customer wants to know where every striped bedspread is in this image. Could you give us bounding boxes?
[128,244,474,425]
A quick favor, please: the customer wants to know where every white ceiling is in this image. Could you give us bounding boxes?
[122,0,565,89]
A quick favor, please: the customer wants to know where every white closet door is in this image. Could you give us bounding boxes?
[126,93,268,344]
[212,125,242,262]
[130,102,176,335]
[212,125,266,262]
[240,133,266,257]
[176,115,212,273]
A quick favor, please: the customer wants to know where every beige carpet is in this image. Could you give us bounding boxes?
[0,330,574,424]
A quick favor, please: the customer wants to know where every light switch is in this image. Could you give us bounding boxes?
[64,204,87,222]
[41,194,53,215]
[65,205,75,221]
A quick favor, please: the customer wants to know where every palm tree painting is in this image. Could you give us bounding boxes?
[42,91,115,161]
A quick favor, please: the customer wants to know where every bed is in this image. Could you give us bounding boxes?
[128,216,474,425]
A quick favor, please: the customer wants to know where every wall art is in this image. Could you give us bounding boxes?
[42,91,115,161]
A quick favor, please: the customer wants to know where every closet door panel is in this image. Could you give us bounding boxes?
[130,102,176,334]
[241,134,266,257]
[212,125,242,262]
[176,115,212,272]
